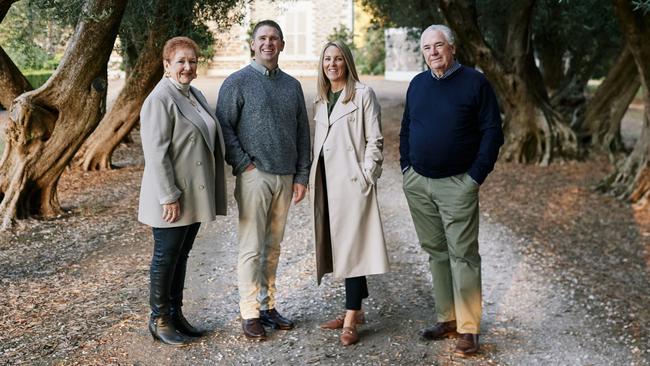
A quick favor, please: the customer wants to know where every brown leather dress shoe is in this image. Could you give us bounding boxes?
[260,309,295,330]
[242,318,266,340]
[455,333,479,356]
[420,320,458,340]
[340,326,359,346]
[319,311,365,330]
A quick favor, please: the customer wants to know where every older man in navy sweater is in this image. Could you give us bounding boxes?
[400,24,503,356]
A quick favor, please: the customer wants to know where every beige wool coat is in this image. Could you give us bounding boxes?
[309,82,389,284]
[138,77,227,227]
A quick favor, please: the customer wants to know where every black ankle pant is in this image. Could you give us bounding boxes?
[345,276,368,310]
[149,222,201,317]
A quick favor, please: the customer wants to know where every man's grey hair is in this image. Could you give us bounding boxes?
[420,24,455,48]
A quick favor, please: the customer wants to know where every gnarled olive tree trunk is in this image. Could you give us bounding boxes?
[579,47,640,159]
[73,25,165,170]
[601,0,650,207]
[0,0,128,229]
[439,0,579,165]
[0,0,31,109]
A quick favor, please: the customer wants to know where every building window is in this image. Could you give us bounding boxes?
[278,1,311,57]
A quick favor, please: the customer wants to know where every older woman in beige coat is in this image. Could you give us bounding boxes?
[139,37,227,346]
[309,40,389,346]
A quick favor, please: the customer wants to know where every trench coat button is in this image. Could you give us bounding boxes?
[196,161,202,166]
[199,185,205,190]
[190,136,196,143]
[351,177,357,182]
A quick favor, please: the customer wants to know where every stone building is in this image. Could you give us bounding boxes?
[208,0,354,77]
[384,27,425,81]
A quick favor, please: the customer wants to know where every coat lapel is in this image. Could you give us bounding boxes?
[328,87,358,125]
[314,100,328,126]
[162,78,213,154]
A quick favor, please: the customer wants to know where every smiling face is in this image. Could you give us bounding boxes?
[163,47,198,85]
[322,45,347,89]
[421,29,456,77]
[250,25,285,70]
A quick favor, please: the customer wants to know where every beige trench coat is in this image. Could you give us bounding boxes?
[138,77,227,227]
[309,82,389,284]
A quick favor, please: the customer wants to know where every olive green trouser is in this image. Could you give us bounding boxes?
[402,168,481,334]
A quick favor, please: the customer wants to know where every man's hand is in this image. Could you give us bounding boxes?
[292,183,307,204]
[162,200,181,223]
[245,163,256,171]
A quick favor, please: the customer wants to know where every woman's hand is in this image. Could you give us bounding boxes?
[162,200,181,223]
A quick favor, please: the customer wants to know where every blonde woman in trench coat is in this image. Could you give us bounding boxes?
[308,40,389,346]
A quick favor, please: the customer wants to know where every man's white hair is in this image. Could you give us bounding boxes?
[420,24,455,48]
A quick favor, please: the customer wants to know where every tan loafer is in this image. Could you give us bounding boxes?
[340,326,358,346]
[319,311,365,329]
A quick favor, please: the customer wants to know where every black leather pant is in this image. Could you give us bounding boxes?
[149,223,201,318]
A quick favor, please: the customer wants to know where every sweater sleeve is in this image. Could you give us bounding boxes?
[293,82,311,185]
[215,78,252,175]
[467,78,504,185]
[399,82,412,172]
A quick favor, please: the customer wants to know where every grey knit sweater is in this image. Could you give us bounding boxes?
[216,64,311,185]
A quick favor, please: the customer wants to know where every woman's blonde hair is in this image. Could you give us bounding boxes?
[316,41,360,104]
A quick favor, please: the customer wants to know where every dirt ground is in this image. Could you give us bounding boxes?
[0,77,648,366]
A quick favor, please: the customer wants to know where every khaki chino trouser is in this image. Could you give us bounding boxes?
[235,169,293,319]
[402,168,482,334]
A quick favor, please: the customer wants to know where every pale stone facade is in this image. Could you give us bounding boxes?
[208,0,354,77]
[384,27,425,81]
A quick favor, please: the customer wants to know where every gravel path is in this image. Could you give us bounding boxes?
[0,77,648,365]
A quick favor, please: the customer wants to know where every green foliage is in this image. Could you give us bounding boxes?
[356,25,385,75]
[0,1,70,71]
[531,0,621,80]
[27,0,84,26]
[24,70,55,88]
[362,0,622,83]
[360,0,441,29]
[633,0,650,12]
[325,24,385,76]
[327,25,355,45]
[117,0,245,69]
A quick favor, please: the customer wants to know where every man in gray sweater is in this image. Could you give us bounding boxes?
[216,20,311,341]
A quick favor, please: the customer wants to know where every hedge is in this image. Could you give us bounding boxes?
[24,70,54,89]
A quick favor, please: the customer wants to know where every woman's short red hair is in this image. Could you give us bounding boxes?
[162,36,200,61]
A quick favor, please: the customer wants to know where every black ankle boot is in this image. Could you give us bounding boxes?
[149,315,192,346]
[172,310,207,337]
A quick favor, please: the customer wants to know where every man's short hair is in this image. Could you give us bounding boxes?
[420,24,455,48]
[252,19,284,41]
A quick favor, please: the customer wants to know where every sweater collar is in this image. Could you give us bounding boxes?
[250,59,280,79]
[166,75,191,96]
[430,61,461,80]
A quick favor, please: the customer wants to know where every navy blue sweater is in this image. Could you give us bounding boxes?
[399,66,504,184]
